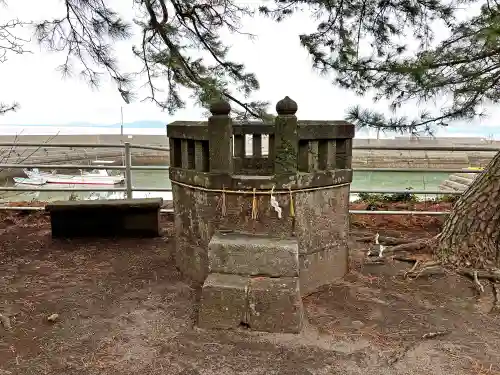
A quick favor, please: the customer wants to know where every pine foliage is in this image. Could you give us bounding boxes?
[2,0,499,130]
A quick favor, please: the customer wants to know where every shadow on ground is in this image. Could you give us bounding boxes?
[0,212,499,375]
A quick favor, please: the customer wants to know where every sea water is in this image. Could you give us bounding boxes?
[0,126,451,203]
[0,167,450,204]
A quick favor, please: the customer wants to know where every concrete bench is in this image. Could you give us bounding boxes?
[45,198,163,238]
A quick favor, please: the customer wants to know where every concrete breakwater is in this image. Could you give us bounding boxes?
[0,134,168,166]
[439,173,478,192]
[352,149,495,169]
[0,134,498,172]
[352,137,499,169]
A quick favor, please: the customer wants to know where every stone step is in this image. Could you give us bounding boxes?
[199,232,304,333]
[208,232,299,278]
[198,273,303,333]
[455,172,479,180]
[449,174,475,185]
[440,179,468,191]
[439,172,481,192]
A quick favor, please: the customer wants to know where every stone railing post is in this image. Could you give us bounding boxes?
[208,100,233,174]
[274,96,299,174]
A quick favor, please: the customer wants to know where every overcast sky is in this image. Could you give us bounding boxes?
[0,0,499,138]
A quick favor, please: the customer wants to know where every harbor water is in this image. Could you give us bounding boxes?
[0,126,486,204]
[0,170,451,203]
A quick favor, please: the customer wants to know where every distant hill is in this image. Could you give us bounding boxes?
[3,121,166,128]
[69,120,166,128]
[1,120,497,139]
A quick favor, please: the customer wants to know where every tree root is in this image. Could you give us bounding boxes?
[491,282,500,313]
[393,255,417,263]
[357,234,413,246]
[457,268,500,282]
[366,237,435,261]
[385,238,435,255]
[359,233,500,311]
[404,264,445,279]
[456,269,500,307]
[360,235,500,296]
[473,270,485,294]
[404,260,421,278]
[361,235,443,278]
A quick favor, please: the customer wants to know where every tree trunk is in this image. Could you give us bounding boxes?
[437,151,500,269]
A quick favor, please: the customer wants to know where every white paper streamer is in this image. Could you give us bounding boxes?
[270,195,282,219]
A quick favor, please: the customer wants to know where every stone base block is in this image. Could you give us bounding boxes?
[248,277,303,333]
[299,244,348,296]
[198,273,247,329]
[174,236,208,284]
[208,232,299,277]
[197,274,304,333]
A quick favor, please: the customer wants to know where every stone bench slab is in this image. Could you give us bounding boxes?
[46,198,163,238]
[45,198,163,212]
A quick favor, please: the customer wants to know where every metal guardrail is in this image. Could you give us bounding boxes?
[353,144,500,152]
[0,141,494,216]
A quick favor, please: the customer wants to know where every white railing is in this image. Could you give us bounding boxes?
[0,141,498,215]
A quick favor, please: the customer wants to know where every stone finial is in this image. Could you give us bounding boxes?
[276,96,298,115]
[210,100,231,116]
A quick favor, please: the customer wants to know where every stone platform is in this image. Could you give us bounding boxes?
[198,232,303,333]
[168,96,354,333]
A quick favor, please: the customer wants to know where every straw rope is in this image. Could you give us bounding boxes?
[170,179,349,219]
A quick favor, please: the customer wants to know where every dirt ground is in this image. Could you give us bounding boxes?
[1,209,499,375]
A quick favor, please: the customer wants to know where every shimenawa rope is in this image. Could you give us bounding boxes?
[170,179,349,219]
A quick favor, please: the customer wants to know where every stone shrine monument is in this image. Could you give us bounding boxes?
[167,97,354,333]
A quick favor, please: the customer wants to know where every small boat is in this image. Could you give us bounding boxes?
[83,160,124,179]
[23,168,124,185]
[80,169,116,177]
[44,174,124,185]
[13,177,47,185]
[23,169,54,178]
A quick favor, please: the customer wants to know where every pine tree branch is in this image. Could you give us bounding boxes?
[31,0,269,119]
[0,102,18,115]
[263,0,494,133]
[0,14,30,116]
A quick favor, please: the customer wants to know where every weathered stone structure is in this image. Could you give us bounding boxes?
[167,97,354,333]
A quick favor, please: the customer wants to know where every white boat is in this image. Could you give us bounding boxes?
[24,169,54,178]
[84,161,124,178]
[80,169,117,177]
[23,168,124,185]
[47,175,123,185]
[13,176,47,185]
